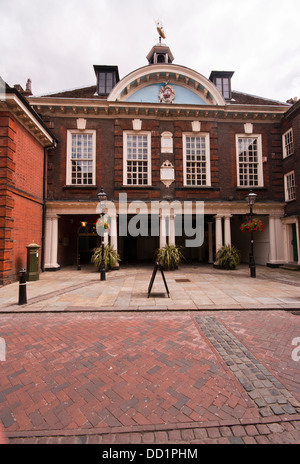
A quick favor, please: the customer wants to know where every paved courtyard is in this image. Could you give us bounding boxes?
[0,264,300,444]
[1,263,300,313]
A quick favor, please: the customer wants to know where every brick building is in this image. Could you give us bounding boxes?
[281,99,300,264]
[0,79,56,284]
[7,40,300,274]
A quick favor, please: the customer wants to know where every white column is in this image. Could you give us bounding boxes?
[169,214,175,246]
[282,222,289,263]
[224,215,232,246]
[160,214,167,248]
[104,232,109,246]
[208,222,213,263]
[44,214,60,270]
[110,214,118,251]
[109,213,119,269]
[215,215,223,253]
[268,215,276,263]
[269,215,285,265]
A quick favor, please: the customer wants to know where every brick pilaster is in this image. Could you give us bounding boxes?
[0,113,16,285]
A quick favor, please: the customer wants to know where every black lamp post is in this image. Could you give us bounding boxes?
[97,187,107,281]
[246,190,257,278]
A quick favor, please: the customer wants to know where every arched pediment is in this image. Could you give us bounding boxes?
[108,64,226,106]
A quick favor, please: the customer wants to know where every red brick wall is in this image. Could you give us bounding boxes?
[10,120,44,281]
[47,117,115,202]
[0,113,45,284]
[13,120,44,199]
[10,194,43,276]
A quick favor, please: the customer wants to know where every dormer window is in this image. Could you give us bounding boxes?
[98,72,115,94]
[209,71,234,100]
[94,65,119,96]
[215,77,230,99]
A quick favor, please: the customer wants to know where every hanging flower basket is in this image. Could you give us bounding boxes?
[240,218,264,233]
[96,218,110,236]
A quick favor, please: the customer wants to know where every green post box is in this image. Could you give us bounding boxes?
[26,243,40,281]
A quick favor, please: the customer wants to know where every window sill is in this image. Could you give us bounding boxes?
[115,185,158,190]
[63,185,98,190]
[176,186,220,191]
[236,187,266,190]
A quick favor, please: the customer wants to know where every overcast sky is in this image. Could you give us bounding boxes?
[1,0,299,103]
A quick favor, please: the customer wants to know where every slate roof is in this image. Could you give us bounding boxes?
[41,85,289,107]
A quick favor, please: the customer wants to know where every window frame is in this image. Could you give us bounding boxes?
[183,133,211,187]
[284,170,296,202]
[215,77,231,100]
[282,128,294,158]
[98,71,116,95]
[236,134,264,188]
[123,131,152,186]
[66,130,96,186]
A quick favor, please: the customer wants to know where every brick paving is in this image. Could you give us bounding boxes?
[0,265,300,444]
[0,310,299,444]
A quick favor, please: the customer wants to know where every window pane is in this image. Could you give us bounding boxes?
[284,129,294,157]
[238,137,260,187]
[185,136,207,186]
[286,172,295,201]
[126,135,149,185]
[70,134,94,185]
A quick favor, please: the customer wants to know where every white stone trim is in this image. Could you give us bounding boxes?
[108,64,226,105]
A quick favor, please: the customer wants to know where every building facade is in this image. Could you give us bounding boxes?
[281,99,300,264]
[4,40,300,279]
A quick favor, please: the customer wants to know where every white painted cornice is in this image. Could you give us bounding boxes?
[0,93,55,146]
[46,200,286,216]
[29,97,287,122]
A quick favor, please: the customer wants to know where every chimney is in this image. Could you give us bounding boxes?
[23,78,32,96]
[14,84,24,93]
[13,79,33,97]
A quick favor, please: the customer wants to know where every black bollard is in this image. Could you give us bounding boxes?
[18,268,27,305]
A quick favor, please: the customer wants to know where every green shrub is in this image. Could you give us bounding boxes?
[91,245,120,270]
[215,245,240,270]
[155,244,185,270]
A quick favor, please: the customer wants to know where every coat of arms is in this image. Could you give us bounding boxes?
[159,82,176,104]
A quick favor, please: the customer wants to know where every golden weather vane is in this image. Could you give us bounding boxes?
[155,19,166,43]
